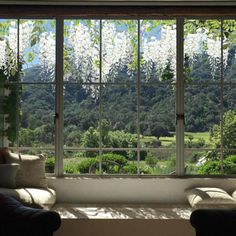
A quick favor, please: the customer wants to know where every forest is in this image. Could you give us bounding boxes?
[18,50,236,175]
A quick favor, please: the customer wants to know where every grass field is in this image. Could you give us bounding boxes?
[141,131,211,147]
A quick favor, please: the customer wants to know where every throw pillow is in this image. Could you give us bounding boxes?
[5,152,48,188]
[185,187,236,208]
[0,163,19,188]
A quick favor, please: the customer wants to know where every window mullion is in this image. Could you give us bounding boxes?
[176,17,185,176]
[220,19,224,174]
[99,19,102,175]
[55,17,64,176]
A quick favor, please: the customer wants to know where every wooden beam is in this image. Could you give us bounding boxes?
[0,5,236,18]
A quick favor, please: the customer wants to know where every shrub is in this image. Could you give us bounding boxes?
[145,155,158,167]
[45,157,55,173]
[76,158,98,174]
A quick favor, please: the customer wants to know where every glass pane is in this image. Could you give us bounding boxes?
[102,20,138,83]
[141,19,176,83]
[185,149,217,175]
[64,20,100,83]
[140,84,175,148]
[100,151,138,175]
[63,150,100,174]
[19,84,55,148]
[223,85,236,150]
[144,149,176,175]
[20,19,56,82]
[4,84,19,147]
[0,19,18,82]
[101,85,137,148]
[64,84,99,148]
[224,20,236,82]
[184,19,221,82]
[185,85,220,148]
[221,85,236,175]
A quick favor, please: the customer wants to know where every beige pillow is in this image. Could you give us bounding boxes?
[185,187,236,208]
[5,152,47,188]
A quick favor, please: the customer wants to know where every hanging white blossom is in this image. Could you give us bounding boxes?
[38,32,55,76]
[65,20,100,82]
[102,21,134,80]
[19,20,34,55]
[142,25,176,80]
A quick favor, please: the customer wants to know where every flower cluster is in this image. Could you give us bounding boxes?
[0,19,234,83]
[102,21,135,80]
[142,24,176,80]
[38,32,56,77]
[65,20,100,82]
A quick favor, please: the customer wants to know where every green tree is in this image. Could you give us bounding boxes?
[210,110,236,149]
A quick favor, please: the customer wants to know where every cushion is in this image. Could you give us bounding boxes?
[0,163,19,188]
[0,188,56,209]
[185,187,236,208]
[5,152,47,188]
[231,190,236,201]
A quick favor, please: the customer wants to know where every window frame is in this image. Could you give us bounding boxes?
[1,6,236,177]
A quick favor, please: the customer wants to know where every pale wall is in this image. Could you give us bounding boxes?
[48,177,236,203]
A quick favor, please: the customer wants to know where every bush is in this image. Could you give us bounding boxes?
[76,158,98,174]
[198,157,236,175]
[45,157,55,173]
[145,155,158,167]
[76,154,128,174]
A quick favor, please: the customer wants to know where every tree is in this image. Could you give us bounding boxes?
[210,110,236,149]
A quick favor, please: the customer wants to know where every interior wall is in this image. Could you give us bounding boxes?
[48,177,236,203]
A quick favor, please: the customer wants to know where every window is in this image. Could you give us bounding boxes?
[0,15,235,176]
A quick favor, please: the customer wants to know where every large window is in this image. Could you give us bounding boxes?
[1,17,236,176]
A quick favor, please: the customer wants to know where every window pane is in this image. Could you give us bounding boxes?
[143,149,176,175]
[141,20,176,83]
[184,19,221,82]
[140,84,175,149]
[224,20,236,82]
[100,151,138,175]
[64,20,100,83]
[20,19,56,82]
[4,84,19,147]
[63,150,100,174]
[185,85,220,138]
[185,85,221,175]
[223,85,236,150]
[102,20,138,83]
[64,84,99,148]
[101,85,137,148]
[0,19,18,83]
[185,149,217,175]
[19,84,55,148]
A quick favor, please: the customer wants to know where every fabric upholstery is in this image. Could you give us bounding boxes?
[190,209,236,236]
[0,193,61,236]
[185,187,236,208]
[5,152,48,188]
[0,163,19,188]
[0,187,56,209]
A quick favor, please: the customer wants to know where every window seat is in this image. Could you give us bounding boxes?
[52,203,192,219]
[52,203,195,236]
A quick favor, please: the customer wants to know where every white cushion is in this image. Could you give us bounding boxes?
[5,152,47,188]
[185,187,236,208]
[0,187,56,209]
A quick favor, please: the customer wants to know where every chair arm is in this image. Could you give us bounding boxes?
[0,193,61,236]
[190,209,236,236]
